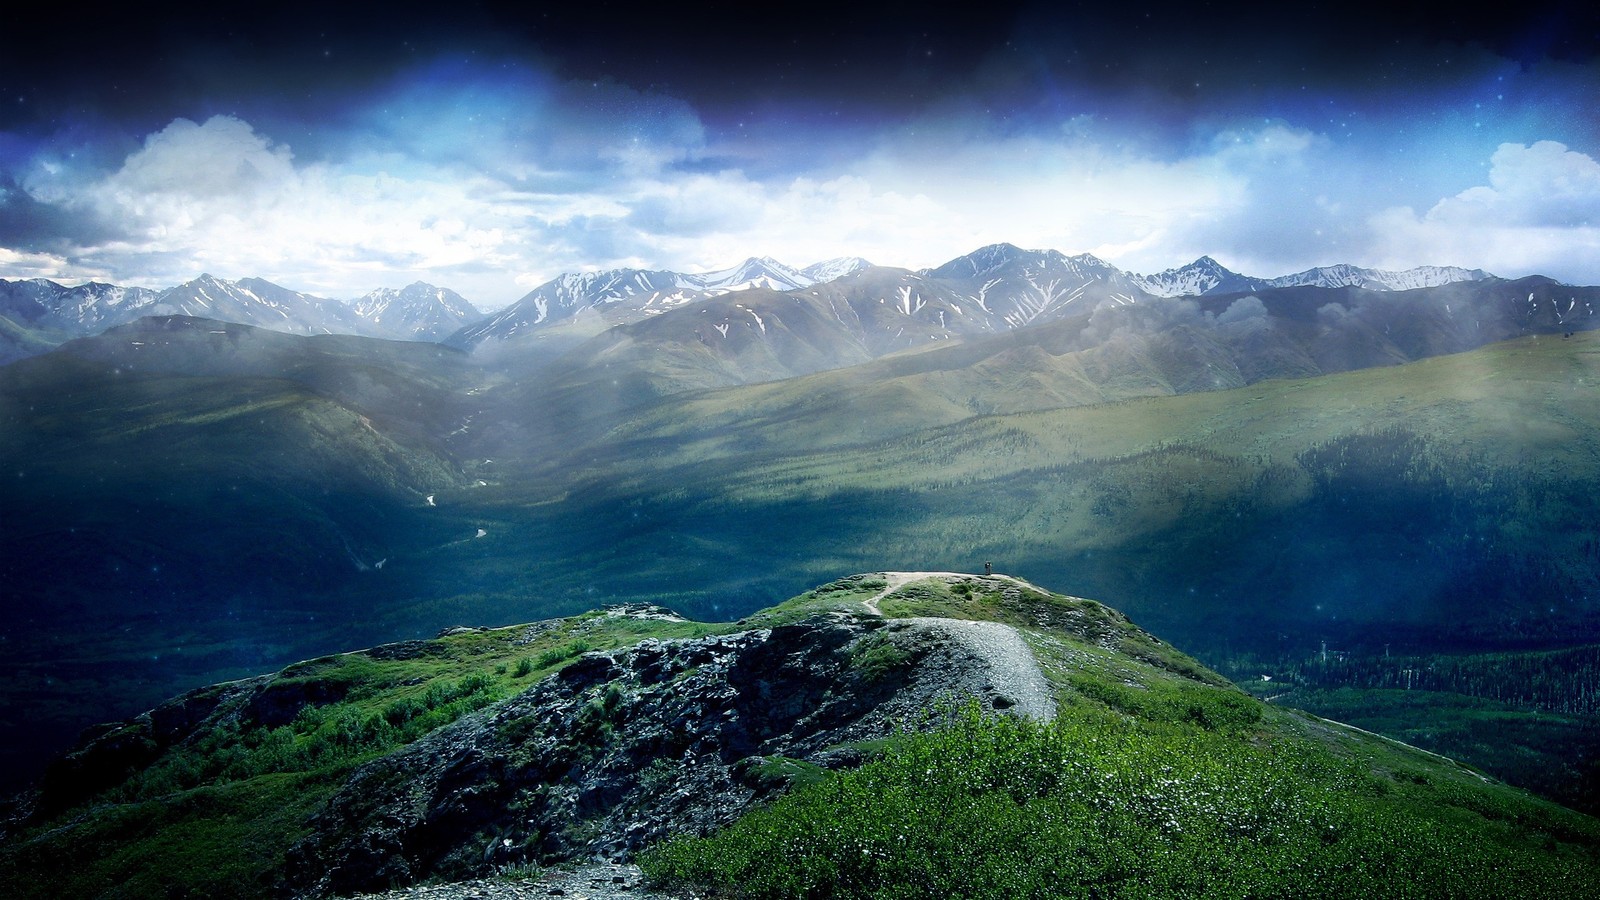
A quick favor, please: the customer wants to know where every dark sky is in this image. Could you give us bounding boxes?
[6,3,1595,127]
[2,1,1598,303]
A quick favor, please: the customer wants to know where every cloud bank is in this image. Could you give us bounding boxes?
[3,54,1600,306]
[1370,141,1600,278]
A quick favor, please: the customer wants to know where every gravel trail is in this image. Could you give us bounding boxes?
[907,617,1057,721]
[861,570,968,614]
[862,572,1057,722]
[352,572,1056,900]
[353,862,693,900]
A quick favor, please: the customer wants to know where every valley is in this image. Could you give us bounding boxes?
[2,250,1598,826]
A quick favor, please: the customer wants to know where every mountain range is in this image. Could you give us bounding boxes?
[1130,255,1490,297]
[0,275,480,365]
[0,247,1500,366]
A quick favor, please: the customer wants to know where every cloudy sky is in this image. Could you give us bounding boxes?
[1,2,1597,308]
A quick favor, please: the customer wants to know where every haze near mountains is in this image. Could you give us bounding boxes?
[0,245,1503,367]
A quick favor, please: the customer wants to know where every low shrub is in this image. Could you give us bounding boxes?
[643,703,1598,899]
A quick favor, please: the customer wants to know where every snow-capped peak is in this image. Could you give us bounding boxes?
[352,282,479,341]
[1132,257,1263,297]
[1266,264,1491,291]
[693,256,812,293]
[927,243,1032,279]
[801,257,874,283]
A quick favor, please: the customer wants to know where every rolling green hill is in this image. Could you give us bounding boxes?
[3,574,1595,899]
[442,329,1600,651]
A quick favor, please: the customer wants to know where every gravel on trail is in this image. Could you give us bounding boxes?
[353,862,695,900]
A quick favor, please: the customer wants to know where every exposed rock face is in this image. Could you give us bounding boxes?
[285,612,1047,897]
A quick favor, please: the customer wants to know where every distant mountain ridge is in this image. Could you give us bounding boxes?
[0,274,482,361]
[1262,263,1490,292]
[1130,256,1491,297]
[447,255,870,349]
[0,247,1504,364]
[0,278,161,331]
[353,282,480,341]
[147,274,372,336]
[0,278,162,364]
[451,244,1496,351]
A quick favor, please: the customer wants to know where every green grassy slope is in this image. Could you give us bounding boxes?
[4,574,1593,899]
[0,313,72,366]
[444,331,1600,651]
[643,579,1600,900]
[0,606,723,899]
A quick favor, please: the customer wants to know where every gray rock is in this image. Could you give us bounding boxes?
[285,612,1044,897]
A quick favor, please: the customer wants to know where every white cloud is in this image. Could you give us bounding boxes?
[11,97,1600,308]
[106,116,296,202]
[847,128,1252,271]
[1217,295,1268,324]
[17,116,544,303]
[0,245,72,279]
[624,174,951,272]
[1370,141,1600,280]
[0,113,1359,302]
[470,116,1322,282]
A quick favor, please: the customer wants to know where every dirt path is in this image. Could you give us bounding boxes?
[862,570,970,615]
[860,572,1057,723]
[354,862,684,899]
[909,617,1058,721]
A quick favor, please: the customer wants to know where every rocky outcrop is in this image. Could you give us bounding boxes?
[285,611,1051,897]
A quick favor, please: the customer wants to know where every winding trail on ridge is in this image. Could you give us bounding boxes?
[863,571,1057,722]
[862,570,969,614]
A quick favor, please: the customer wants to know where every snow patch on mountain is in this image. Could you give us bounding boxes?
[1265,264,1490,291]
[801,256,874,282]
[353,282,480,341]
[693,256,811,293]
[452,258,824,347]
[1131,257,1266,297]
[145,274,370,336]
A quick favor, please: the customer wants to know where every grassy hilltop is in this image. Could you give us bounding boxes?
[2,573,1596,898]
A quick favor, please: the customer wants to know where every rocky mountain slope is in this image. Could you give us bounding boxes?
[0,246,1502,367]
[0,278,161,364]
[145,275,374,336]
[447,257,831,351]
[0,275,486,360]
[454,260,1582,416]
[3,572,1595,899]
[466,271,1600,471]
[1129,256,1489,297]
[445,244,1498,358]
[351,282,480,341]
